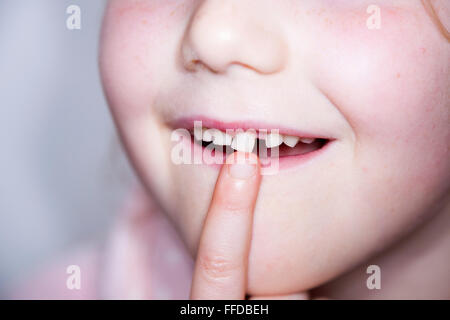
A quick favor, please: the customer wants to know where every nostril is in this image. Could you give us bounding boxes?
[181,43,200,71]
[181,42,222,74]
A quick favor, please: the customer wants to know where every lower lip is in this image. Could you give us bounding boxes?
[183,137,335,173]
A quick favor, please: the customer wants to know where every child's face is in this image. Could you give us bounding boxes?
[100,0,449,295]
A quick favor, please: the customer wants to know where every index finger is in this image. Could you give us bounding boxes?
[190,152,261,300]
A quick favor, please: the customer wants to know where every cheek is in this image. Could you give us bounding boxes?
[100,0,187,120]
[300,2,450,268]
[99,0,197,218]
[312,3,450,182]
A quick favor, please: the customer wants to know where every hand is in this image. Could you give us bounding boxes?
[190,152,310,300]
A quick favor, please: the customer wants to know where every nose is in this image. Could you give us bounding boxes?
[181,0,288,75]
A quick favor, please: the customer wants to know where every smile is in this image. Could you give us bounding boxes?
[169,117,336,173]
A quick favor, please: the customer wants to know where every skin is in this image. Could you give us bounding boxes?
[190,152,262,299]
[191,151,309,299]
[100,0,450,298]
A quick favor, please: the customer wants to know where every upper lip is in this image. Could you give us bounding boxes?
[167,115,335,140]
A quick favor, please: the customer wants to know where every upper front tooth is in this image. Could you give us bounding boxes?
[265,132,283,148]
[231,132,256,152]
[300,138,315,144]
[202,128,219,142]
[283,135,300,148]
[214,131,233,145]
[194,126,204,141]
[203,128,232,145]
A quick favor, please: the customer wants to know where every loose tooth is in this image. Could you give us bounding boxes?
[212,130,233,146]
[194,127,204,141]
[265,132,283,148]
[283,135,300,148]
[231,132,256,152]
[300,138,315,144]
[202,128,218,142]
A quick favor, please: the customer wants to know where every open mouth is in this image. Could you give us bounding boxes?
[171,117,334,171]
[191,127,329,159]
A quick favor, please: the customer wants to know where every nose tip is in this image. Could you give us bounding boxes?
[181,0,288,75]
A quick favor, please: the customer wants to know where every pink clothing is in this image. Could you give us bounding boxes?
[11,185,194,299]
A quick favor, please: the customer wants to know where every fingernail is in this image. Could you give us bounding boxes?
[228,160,257,180]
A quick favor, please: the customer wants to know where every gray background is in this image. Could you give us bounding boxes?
[0,0,135,296]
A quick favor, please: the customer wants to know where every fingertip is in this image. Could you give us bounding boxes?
[226,151,260,165]
[190,152,262,299]
[225,152,261,180]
